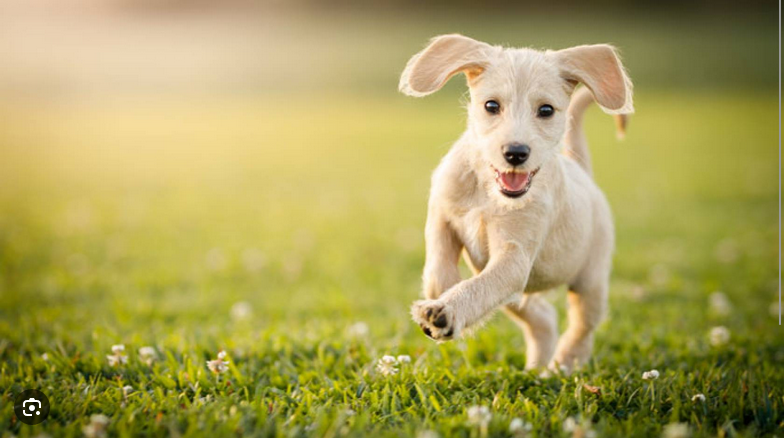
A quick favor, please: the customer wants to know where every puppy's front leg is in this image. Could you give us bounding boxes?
[421,212,462,300]
[413,241,530,341]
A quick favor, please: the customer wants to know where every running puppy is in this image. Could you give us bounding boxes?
[400,35,633,372]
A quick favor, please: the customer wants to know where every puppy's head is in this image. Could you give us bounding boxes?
[400,34,633,200]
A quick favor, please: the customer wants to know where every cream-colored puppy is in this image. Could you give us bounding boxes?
[400,34,633,372]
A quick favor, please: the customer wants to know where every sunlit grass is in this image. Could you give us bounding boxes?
[0,87,780,437]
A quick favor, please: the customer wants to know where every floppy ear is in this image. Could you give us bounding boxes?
[550,44,634,114]
[399,34,494,97]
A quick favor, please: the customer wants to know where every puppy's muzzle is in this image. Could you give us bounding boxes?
[503,143,530,166]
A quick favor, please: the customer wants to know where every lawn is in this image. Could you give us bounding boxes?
[0,9,781,438]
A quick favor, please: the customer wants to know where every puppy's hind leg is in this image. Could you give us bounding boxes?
[550,274,609,373]
[503,294,559,370]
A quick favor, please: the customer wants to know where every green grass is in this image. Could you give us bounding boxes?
[0,87,780,437]
[0,6,780,434]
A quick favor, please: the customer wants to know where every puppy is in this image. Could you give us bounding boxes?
[400,35,633,372]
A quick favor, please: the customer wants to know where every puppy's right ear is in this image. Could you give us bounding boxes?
[399,34,494,97]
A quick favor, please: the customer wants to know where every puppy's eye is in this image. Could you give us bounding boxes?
[484,100,501,114]
[537,104,555,118]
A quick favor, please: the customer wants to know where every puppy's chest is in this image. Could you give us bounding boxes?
[449,206,490,270]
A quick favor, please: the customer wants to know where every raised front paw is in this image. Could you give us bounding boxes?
[411,300,459,341]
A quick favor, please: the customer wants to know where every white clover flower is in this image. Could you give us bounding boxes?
[106,345,128,367]
[662,422,690,438]
[347,322,370,338]
[396,355,411,364]
[562,417,578,432]
[709,291,732,316]
[691,393,706,402]
[106,356,120,366]
[509,418,532,433]
[230,302,253,321]
[562,417,595,437]
[41,353,49,361]
[83,414,110,438]
[207,351,229,374]
[642,370,660,380]
[138,346,157,365]
[466,405,492,427]
[709,326,730,346]
[207,359,229,374]
[376,355,398,376]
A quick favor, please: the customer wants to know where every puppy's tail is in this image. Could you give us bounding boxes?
[564,86,628,177]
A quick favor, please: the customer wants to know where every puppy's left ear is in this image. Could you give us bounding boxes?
[550,44,634,114]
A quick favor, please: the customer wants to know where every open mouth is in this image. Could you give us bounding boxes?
[492,167,540,198]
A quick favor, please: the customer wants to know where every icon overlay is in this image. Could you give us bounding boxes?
[13,389,50,425]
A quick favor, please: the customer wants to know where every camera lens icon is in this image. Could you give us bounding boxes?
[14,389,50,425]
[23,398,42,416]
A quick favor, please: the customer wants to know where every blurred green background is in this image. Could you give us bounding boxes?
[0,1,780,436]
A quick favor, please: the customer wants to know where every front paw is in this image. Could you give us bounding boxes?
[411,300,459,341]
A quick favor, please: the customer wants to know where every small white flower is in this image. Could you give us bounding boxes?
[376,355,398,376]
[396,355,411,364]
[41,353,49,361]
[691,393,706,402]
[83,414,110,438]
[709,326,730,346]
[562,417,595,437]
[230,301,253,321]
[662,422,690,438]
[709,291,732,316]
[106,347,128,367]
[138,346,157,365]
[207,359,229,374]
[466,405,492,426]
[346,322,370,338]
[509,418,532,433]
[642,370,660,380]
[207,351,229,374]
[416,431,440,438]
[563,417,578,432]
[92,414,110,425]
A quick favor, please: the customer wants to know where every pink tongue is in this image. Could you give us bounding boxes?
[500,172,529,192]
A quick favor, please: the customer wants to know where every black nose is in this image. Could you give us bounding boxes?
[503,144,530,166]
